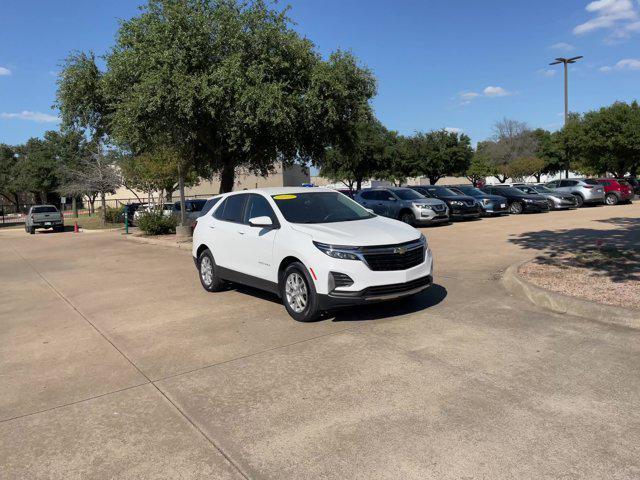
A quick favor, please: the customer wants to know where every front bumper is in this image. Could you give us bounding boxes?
[550,197,578,209]
[411,205,449,224]
[318,274,433,309]
[523,201,550,212]
[481,201,509,215]
[449,205,482,218]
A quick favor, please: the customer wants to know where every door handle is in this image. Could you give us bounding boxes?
[237,231,245,235]
[209,225,215,229]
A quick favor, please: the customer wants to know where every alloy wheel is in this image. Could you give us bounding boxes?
[200,256,213,286]
[285,272,308,313]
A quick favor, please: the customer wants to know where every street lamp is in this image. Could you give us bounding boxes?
[549,55,583,178]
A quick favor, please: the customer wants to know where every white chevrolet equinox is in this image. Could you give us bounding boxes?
[192,187,434,321]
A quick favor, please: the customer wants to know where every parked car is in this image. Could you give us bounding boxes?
[481,185,550,214]
[172,199,208,227]
[354,187,449,226]
[447,185,509,216]
[544,178,605,207]
[25,205,64,234]
[595,178,634,205]
[192,188,434,322]
[619,177,639,196]
[335,188,355,199]
[407,185,482,220]
[511,184,578,210]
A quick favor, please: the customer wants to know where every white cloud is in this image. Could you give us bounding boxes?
[573,0,639,41]
[599,58,640,72]
[483,86,512,97]
[0,66,11,76]
[550,42,575,51]
[538,69,557,77]
[445,127,463,134]
[457,91,480,105]
[0,111,60,123]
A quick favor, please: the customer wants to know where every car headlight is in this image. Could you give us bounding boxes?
[481,198,491,206]
[450,200,464,206]
[413,203,432,209]
[523,198,533,203]
[313,241,360,260]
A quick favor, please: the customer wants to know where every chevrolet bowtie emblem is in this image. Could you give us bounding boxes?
[394,247,407,254]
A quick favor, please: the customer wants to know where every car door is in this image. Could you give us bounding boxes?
[236,194,279,281]
[211,193,249,271]
[357,191,377,211]
[557,180,577,194]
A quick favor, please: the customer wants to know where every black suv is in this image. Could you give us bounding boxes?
[481,185,550,214]
[448,185,509,216]
[408,185,482,220]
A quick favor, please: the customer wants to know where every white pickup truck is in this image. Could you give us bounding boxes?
[25,205,64,234]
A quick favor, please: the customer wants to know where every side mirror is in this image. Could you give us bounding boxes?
[249,216,273,228]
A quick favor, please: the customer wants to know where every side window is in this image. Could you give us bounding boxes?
[360,191,375,200]
[202,198,221,216]
[215,194,248,223]
[244,194,277,224]
[379,190,394,201]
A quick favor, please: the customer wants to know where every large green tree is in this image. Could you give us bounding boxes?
[405,129,473,185]
[13,135,63,204]
[0,144,21,208]
[577,101,640,177]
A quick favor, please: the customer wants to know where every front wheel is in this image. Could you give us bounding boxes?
[400,211,416,225]
[281,262,320,322]
[509,202,523,214]
[198,249,225,292]
[605,193,618,206]
[573,194,584,207]
[28,226,35,235]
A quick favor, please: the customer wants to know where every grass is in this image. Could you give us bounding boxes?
[65,214,124,230]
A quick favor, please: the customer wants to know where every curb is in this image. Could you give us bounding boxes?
[123,233,193,251]
[502,260,640,329]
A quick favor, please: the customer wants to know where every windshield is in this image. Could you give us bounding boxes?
[426,186,458,196]
[455,186,484,196]
[533,186,554,194]
[394,189,424,200]
[517,186,537,194]
[272,192,374,224]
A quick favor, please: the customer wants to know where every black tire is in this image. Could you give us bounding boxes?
[28,226,35,235]
[509,201,523,214]
[573,194,584,207]
[400,211,416,225]
[547,199,554,210]
[280,262,320,322]
[605,193,618,206]
[197,249,225,292]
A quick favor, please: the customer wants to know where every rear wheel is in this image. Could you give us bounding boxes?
[605,193,618,206]
[281,262,320,322]
[28,226,35,235]
[573,194,584,207]
[198,249,225,292]
[547,199,554,210]
[400,211,416,225]
[509,202,523,214]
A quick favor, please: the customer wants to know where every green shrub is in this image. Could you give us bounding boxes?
[104,206,125,223]
[137,210,177,235]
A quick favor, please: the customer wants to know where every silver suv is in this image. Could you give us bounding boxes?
[354,187,449,226]
[545,179,605,207]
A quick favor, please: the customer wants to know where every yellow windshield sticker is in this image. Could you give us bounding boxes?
[273,194,297,200]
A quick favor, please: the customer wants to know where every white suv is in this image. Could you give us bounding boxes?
[192,187,434,321]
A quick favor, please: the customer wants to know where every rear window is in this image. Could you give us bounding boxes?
[32,206,58,213]
[201,197,221,216]
[215,194,248,223]
[583,179,600,185]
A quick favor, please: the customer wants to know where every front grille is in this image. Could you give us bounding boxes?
[464,199,475,206]
[433,204,445,212]
[330,272,354,288]
[364,275,432,297]
[362,240,425,271]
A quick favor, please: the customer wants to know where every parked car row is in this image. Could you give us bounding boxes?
[344,177,635,226]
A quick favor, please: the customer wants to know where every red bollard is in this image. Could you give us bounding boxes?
[74,222,79,233]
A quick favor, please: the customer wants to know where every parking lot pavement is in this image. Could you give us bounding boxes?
[1,202,639,479]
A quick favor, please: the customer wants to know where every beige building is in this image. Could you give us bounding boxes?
[107,163,310,202]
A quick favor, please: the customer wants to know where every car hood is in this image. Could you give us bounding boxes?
[477,194,507,202]
[290,216,421,247]
[407,198,446,206]
[440,194,477,202]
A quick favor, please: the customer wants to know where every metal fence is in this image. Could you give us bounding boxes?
[0,194,219,225]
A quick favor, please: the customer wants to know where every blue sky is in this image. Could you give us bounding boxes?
[1,0,639,146]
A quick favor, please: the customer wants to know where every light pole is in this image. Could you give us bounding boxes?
[549,55,583,178]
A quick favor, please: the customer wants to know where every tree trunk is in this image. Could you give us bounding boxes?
[428,176,441,185]
[100,191,107,226]
[72,197,78,218]
[219,162,235,193]
[356,178,362,192]
[534,173,541,183]
[178,167,186,226]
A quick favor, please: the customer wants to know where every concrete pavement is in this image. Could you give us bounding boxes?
[1,203,639,479]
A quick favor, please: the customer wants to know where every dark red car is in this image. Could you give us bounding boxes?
[596,178,634,205]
